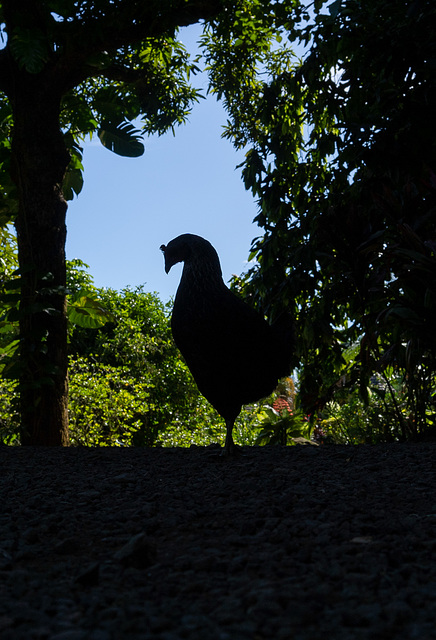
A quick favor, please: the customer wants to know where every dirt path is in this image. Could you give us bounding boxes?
[0,443,435,639]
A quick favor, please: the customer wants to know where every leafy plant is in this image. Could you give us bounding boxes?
[0,0,267,444]
[0,228,20,378]
[318,371,418,444]
[67,277,220,447]
[253,405,311,446]
[214,0,436,438]
[0,378,19,444]
[68,357,151,446]
[249,377,309,445]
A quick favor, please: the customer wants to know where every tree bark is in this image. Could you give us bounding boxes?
[11,75,70,445]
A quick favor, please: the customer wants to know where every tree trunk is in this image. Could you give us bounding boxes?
[11,75,70,445]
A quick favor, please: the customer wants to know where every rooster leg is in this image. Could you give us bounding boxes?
[223,418,236,456]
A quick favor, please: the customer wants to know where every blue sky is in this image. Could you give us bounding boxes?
[66,24,260,303]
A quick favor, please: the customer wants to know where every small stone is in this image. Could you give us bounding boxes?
[114,533,157,569]
[49,631,87,640]
[350,536,373,544]
[75,562,100,587]
[54,537,80,555]
[89,629,113,640]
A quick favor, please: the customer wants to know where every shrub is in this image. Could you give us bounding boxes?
[0,378,19,444]
[317,371,434,444]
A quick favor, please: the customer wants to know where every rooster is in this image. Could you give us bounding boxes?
[160,234,294,454]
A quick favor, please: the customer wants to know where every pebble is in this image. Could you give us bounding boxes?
[49,631,87,640]
[113,532,157,569]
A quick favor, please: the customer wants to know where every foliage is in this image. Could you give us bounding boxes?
[0,377,19,444]
[67,265,268,447]
[249,377,311,445]
[68,279,283,448]
[317,370,429,445]
[67,273,222,446]
[212,0,436,438]
[0,99,17,225]
[0,253,294,447]
[0,1,223,224]
[68,357,152,446]
[4,0,435,444]
[59,29,203,175]
[67,259,117,330]
[253,405,310,446]
[0,254,115,381]
[0,225,17,279]
[0,227,19,377]
[0,228,20,444]
[0,0,308,444]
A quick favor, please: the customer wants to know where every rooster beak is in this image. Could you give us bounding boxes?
[160,244,172,274]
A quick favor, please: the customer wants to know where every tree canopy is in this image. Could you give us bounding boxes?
[220,0,436,436]
[0,0,296,444]
[1,0,435,443]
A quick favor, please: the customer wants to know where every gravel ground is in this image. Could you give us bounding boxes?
[0,443,435,639]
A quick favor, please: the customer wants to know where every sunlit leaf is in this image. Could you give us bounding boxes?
[68,296,116,329]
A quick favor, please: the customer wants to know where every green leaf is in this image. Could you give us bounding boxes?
[9,27,49,74]
[63,167,84,201]
[385,306,421,325]
[63,145,84,201]
[68,296,116,329]
[98,121,145,158]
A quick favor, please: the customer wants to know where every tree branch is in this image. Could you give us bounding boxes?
[0,0,225,96]
[61,0,223,90]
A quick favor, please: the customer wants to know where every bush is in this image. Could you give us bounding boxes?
[68,357,153,446]
[0,378,19,444]
[317,371,434,444]
[253,406,311,446]
[67,283,216,446]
